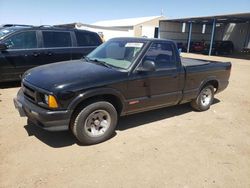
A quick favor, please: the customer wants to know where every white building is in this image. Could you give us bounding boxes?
[57,16,165,41]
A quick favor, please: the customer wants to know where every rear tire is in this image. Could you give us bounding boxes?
[191,85,214,111]
[71,101,118,145]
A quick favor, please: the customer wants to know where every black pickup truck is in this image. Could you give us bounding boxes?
[14,37,231,145]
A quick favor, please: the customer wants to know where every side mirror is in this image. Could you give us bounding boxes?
[0,43,7,51]
[137,60,156,72]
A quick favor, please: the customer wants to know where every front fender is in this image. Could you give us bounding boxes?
[67,87,126,112]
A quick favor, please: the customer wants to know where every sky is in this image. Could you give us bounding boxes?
[0,0,250,25]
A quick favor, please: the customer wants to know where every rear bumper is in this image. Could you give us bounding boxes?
[14,89,71,131]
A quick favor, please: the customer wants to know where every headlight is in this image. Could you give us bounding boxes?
[44,94,49,104]
[43,94,58,108]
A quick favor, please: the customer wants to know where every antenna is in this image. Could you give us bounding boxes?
[161,9,164,16]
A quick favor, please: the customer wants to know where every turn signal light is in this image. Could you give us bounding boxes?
[48,95,58,108]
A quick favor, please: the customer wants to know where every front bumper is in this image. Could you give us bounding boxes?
[14,89,71,131]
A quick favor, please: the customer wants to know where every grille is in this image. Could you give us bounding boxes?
[23,83,37,102]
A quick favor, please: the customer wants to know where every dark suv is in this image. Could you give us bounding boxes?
[0,26,102,82]
[203,40,234,55]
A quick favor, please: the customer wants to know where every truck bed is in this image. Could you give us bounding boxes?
[181,57,211,66]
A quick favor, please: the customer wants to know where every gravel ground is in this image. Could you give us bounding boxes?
[0,53,250,188]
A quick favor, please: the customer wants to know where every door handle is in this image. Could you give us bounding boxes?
[46,52,53,56]
[33,52,39,57]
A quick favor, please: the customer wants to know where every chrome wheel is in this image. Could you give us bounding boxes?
[191,85,214,111]
[201,88,212,106]
[84,110,111,137]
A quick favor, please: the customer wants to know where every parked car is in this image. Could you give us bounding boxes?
[190,41,207,53]
[14,37,231,145]
[0,26,102,82]
[204,40,234,55]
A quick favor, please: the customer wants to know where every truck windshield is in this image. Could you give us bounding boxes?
[87,40,145,70]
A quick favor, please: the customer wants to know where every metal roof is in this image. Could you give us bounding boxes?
[93,16,165,27]
[161,12,250,24]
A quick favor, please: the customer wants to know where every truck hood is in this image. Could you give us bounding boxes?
[23,59,127,93]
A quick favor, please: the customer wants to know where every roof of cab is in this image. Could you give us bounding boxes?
[110,37,175,43]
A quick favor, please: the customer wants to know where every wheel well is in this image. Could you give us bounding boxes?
[204,80,219,93]
[72,94,123,116]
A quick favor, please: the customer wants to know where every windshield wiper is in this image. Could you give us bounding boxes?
[84,57,124,70]
[83,56,90,62]
[88,58,114,69]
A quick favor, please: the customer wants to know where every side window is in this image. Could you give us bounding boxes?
[143,42,176,69]
[4,31,37,49]
[43,31,71,48]
[75,31,101,46]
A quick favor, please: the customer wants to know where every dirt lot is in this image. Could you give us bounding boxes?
[0,53,250,188]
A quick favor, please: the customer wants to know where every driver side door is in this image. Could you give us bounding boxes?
[0,30,40,81]
[126,42,182,114]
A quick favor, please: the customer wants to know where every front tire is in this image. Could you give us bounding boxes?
[71,101,118,145]
[191,85,214,111]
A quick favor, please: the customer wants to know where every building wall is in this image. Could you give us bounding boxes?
[159,21,213,43]
[134,17,164,38]
[68,17,165,40]
[159,22,188,42]
[216,23,250,51]
[133,25,142,37]
[77,26,134,41]
[191,24,213,42]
